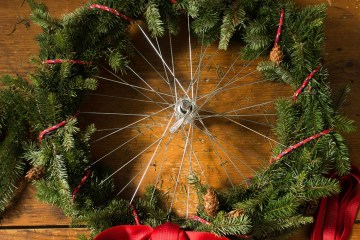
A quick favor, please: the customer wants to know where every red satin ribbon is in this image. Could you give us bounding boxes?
[311,165,360,240]
[94,222,230,240]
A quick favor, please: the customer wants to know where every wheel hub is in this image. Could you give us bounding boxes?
[174,98,197,124]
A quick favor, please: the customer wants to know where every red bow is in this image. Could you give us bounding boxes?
[311,165,360,240]
[94,222,229,240]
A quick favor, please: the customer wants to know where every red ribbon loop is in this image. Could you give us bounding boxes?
[94,222,230,240]
[311,165,360,240]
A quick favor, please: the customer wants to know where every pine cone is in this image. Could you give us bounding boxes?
[269,45,284,66]
[203,189,219,217]
[227,209,244,218]
[25,166,45,181]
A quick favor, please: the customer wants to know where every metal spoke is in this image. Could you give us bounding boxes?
[189,49,219,99]
[81,111,157,117]
[155,37,176,103]
[98,66,172,108]
[195,119,235,187]
[88,93,171,106]
[91,133,141,167]
[225,116,286,147]
[168,29,178,102]
[94,75,173,98]
[191,143,209,186]
[91,104,174,143]
[130,41,175,103]
[138,25,189,98]
[151,128,181,202]
[198,109,275,127]
[195,121,255,176]
[198,44,271,107]
[129,114,175,204]
[187,14,194,98]
[168,126,191,213]
[95,123,168,132]
[186,125,194,219]
[221,96,292,115]
[196,72,266,104]
[127,66,170,104]
[194,31,206,101]
[199,113,276,118]
[99,136,163,186]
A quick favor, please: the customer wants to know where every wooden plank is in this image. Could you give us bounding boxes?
[0,228,90,240]
[0,0,86,77]
[350,224,360,239]
[0,181,70,226]
[0,0,359,239]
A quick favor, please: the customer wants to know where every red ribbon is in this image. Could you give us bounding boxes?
[311,165,360,240]
[42,59,92,65]
[270,129,332,164]
[72,169,92,202]
[274,9,285,47]
[39,113,79,141]
[293,66,321,102]
[94,222,230,240]
[89,4,134,22]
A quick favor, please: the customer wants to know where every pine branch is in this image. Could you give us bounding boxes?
[196,211,252,236]
[304,176,339,199]
[145,2,165,37]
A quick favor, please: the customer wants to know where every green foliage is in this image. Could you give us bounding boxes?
[219,3,245,50]
[0,75,33,213]
[252,215,313,238]
[74,198,132,234]
[196,211,251,236]
[304,176,340,199]
[0,0,355,239]
[145,2,165,37]
[108,50,129,73]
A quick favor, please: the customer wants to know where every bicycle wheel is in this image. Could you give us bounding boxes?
[79,19,290,216]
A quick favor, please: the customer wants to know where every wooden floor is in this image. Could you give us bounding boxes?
[0,0,360,239]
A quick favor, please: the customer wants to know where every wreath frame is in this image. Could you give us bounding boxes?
[0,0,356,239]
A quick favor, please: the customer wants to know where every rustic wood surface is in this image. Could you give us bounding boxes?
[0,0,359,239]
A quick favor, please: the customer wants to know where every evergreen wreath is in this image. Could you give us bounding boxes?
[0,0,356,239]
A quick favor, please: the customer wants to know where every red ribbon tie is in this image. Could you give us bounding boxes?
[94,222,230,240]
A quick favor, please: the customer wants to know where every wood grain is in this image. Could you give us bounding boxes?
[0,228,90,240]
[0,0,359,239]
